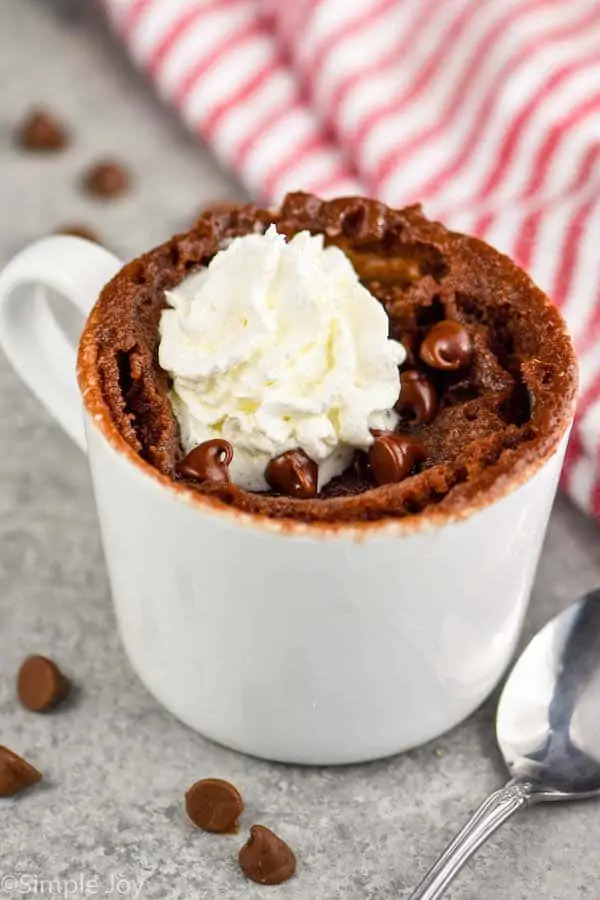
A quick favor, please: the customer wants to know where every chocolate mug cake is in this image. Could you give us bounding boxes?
[78,192,576,525]
[0,190,578,762]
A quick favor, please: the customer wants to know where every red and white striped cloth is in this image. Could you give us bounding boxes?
[103,0,600,522]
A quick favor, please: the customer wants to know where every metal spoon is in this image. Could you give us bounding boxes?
[408,586,600,900]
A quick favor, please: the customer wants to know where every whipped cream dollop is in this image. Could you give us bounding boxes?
[158,226,405,492]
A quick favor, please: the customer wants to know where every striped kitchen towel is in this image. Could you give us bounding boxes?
[103,0,600,521]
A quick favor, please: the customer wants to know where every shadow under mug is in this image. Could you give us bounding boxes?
[0,236,573,765]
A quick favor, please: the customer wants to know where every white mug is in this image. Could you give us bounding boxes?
[0,237,575,765]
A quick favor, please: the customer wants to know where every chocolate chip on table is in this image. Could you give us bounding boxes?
[265,449,318,499]
[82,160,130,198]
[0,745,42,797]
[17,655,71,712]
[16,108,68,151]
[419,320,473,371]
[185,778,244,833]
[176,439,233,484]
[239,825,297,885]
[55,224,101,244]
[396,369,438,426]
[368,432,426,486]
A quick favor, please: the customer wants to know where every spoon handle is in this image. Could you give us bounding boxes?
[407,781,533,900]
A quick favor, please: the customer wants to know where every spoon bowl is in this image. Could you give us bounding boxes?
[498,588,600,799]
[409,587,600,899]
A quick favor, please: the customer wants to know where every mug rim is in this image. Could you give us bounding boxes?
[80,379,577,539]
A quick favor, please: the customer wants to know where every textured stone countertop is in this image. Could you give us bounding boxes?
[1,2,599,898]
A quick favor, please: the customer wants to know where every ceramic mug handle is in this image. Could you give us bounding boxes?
[0,236,123,451]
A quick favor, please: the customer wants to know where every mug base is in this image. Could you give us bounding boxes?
[126,653,502,766]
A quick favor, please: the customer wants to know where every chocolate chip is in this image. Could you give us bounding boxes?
[238,825,297,885]
[399,331,419,367]
[0,746,42,797]
[177,439,233,483]
[419,320,473,371]
[17,655,71,712]
[16,108,68,151]
[396,369,438,425]
[82,160,130,198]
[55,224,101,244]
[368,432,426,486]
[185,778,244,833]
[265,449,318,499]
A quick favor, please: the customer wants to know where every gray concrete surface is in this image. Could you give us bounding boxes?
[0,2,599,897]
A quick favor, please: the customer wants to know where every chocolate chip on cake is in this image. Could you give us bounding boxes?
[55,224,101,244]
[0,745,42,797]
[396,370,438,425]
[17,655,71,712]
[185,778,244,833]
[82,160,130,198]
[265,450,318,499]
[399,331,420,367]
[369,432,426,486]
[177,439,233,484]
[238,825,297,885]
[16,108,68,151]
[420,320,473,371]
